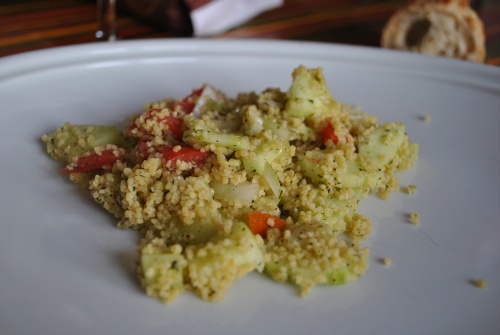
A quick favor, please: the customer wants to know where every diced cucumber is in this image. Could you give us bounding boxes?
[397,142,420,171]
[282,187,365,233]
[242,144,282,175]
[298,151,383,188]
[184,129,251,151]
[187,221,264,301]
[141,253,185,288]
[140,242,187,304]
[358,122,406,170]
[265,259,350,286]
[264,223,368,295]
[174,219,220,245]
[261,116,314,141]
[285,66,340,119]
[241,139,291,175]
[261,117,291,139]
[42,123,125,163]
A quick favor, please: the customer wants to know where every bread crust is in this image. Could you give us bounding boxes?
[381,0,486,62]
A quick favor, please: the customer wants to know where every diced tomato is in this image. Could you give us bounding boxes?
[136,140,152,159]
[321,120,351,146]
[128,88,204,140]
[159,113,184,139]
[247,212,287,237]
[175,88,204,114]
[156,146,211,167]
[128,108,184,140]
[137,142,211,169]
[321,120,340,145]
[61,149,123,173]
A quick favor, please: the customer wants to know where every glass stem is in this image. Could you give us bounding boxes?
[96,0,118,41]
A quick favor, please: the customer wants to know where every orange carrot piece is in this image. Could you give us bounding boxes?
[247,212,287,237]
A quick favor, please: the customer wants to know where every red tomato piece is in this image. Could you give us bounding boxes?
[321,120,340,145]
[128,108,184,140]
[61,149,123,173]
[175,88,204,114]
[160,113,184,139]
[128,88,204,140]
[156,146,211,167]
[136,140,152,159]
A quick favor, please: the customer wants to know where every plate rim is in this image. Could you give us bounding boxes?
[1,38,499,92]
[1,37,500,335]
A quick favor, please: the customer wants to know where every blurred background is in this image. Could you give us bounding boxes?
[0,0,499,65]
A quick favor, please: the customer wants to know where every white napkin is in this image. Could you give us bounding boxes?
[187,0,284,36]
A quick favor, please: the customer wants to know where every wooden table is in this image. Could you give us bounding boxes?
[1,0,499,65]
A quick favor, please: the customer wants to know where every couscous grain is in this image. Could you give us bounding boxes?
[410,212,420,225]
[42,66,419,303]
[404,184,417,194]
[475,278,486,288]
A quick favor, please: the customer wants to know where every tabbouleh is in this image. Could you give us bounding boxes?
[42,66,419,303]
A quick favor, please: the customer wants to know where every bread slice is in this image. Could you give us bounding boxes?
[381,0,486,62]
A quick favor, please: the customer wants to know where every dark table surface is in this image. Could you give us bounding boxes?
[1,0,499,66]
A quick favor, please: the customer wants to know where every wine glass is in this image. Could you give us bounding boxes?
[96,0,118,41]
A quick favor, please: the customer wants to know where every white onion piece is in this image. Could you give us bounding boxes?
[261,98,280,108]
[210,180,259,204]
[243,110,263,135]
[192,85,219,117]
[262,162,281,198]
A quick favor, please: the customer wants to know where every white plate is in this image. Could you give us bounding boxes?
[0,39,499,335]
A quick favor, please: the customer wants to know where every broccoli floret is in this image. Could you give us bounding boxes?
[264,222,369,296]
[42,123,125,164]
[186,221,264,301]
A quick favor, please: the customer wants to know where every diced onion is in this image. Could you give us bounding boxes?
[210,180,259,204]
[243,111,263,135]
[262,162,281,198]
[192,85,219,117]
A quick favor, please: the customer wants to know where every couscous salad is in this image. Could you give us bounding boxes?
[42,66,419,303]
